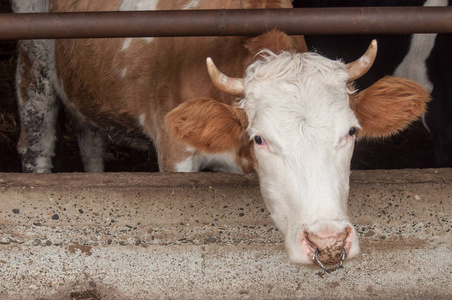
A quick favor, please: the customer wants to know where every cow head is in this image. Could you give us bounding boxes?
[166,31,430,268]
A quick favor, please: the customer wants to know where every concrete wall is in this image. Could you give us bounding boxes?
[0,169,451,299]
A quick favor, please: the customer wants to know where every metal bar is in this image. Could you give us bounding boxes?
[0,7,451,40]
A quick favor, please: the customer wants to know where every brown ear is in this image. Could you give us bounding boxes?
[350,76,431,139]
[245,29,297,58]
[165,98,248,153]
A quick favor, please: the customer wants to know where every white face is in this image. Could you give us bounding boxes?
[242,51,360,265]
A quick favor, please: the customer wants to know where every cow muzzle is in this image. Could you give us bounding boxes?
[305,226,353,273]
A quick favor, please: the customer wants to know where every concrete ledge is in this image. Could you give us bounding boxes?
[0,169,451,299]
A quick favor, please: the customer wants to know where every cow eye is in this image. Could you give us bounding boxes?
[254,135,265,145]
[348,127,356,137]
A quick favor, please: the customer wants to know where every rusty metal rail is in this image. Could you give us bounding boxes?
[0,7,451,40]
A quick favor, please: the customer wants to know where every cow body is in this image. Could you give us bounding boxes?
[13,0,430,268]
[294,0,452,166]
[13,0,298,173]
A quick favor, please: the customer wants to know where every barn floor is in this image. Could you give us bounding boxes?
[0,170,451,299]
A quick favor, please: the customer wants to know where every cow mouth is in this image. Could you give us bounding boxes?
[313,247,346,274]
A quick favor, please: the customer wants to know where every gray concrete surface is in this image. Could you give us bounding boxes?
[0,169,451,299]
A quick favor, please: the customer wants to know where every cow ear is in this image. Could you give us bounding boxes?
[350,76,431,139]
[165,98,248,153]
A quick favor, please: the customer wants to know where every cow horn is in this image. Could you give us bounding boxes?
[206,57,245,97]
[345,39,377,82]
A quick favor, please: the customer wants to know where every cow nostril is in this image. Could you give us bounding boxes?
[305,227,351,266]
[304,232,318,252]
[306,230,347,250]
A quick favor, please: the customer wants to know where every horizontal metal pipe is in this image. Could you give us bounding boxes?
[0,7,451,40]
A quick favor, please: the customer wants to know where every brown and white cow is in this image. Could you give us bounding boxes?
[12,0,430,269]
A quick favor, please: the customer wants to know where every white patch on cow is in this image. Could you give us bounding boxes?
[11,0,49,13]
[183,0,199,10]
[120,68,127,79]
[175,151,242,173]
[121,37,152,52]
[175,155,195,172]
[15,37,58,173]
[119,0,158,44]
[393,0,447,94]
[121,38,133,51]
[142,38,154,43]
[394,34,436,93]
[395,0,446,131]
[393,0,447,131]
[242,50,360,265]
[35,157,52,173]
[138,114,146,127]
[120,0,159,11]
[185,145,196,153]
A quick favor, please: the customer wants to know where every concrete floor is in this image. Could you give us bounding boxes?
[0,169,451,299]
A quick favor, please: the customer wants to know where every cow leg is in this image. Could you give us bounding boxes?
[157,142,196,173]
[170,150,198,172]
[151,124,195,172]
[16,40,58,173]
[74,120,106,172]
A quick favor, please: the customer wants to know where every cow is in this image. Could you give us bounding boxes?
[12,0,430,271]
[293,0,451,167]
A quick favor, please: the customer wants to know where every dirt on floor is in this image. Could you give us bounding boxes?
[0,1,437,173]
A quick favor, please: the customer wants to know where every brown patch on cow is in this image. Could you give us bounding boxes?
[351,76,431,139]
[231,109,255,173]
[52,1,123,12]
[166,97,255,173]
[291,35,309,53]
[49,1,306,173]
[166,98,248,153]
[245,0,294,9]
[236,139,255,174]
[245,30,296,58]
[68,244,93,256]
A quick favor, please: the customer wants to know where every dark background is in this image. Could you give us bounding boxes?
[0,1,436,172]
